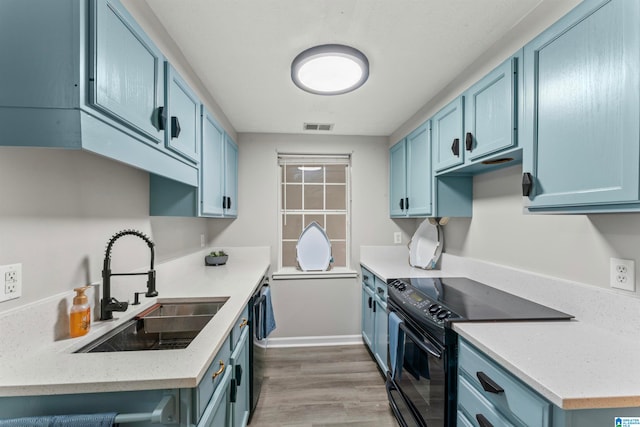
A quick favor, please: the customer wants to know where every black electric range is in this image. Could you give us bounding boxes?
[388,276,573,342]
[385,277,573,427]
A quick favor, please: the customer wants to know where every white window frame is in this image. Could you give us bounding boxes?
[274,153,357,279]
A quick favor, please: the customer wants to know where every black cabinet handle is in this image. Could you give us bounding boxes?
[222,196,227,209]
[227,197,232,210]
[399,198,404,210]
[451,138,460,156]
[476,371,504,394]
[522,172,533,197]
[171,116,181,138]
[373,301,376,313]
[368,296,372,309]
[476,414,494,427]
[235,364,243,386]
[377,287,384,295]
[157,107,167,131]
[230,378,237,403]
[363,275,370,283]
[465,132,473,151]
[405,197,409,210]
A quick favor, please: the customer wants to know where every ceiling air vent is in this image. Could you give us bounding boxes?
[303,123,334,132]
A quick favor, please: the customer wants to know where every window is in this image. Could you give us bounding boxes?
[278,154,351,272]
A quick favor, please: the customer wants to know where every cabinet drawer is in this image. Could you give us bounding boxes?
[458,340,551,427]
[193,335,231,422]
[457,410,475,427]
[374,276,387,302]
[361,266,374,289]
[231,306,249,350]
[458,375,516,427]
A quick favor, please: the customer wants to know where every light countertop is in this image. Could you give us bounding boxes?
[0,247,270,397]
[454,321,640,410]
[361,245,640,411]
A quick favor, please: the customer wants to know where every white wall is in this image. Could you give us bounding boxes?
[445,165,640,297]
[0,147,207,313]
[207,133,408,339]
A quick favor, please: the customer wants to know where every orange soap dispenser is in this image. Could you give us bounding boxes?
[70,286,91,338]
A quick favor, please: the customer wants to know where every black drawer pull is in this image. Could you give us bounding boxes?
[399,198,404,210]
[477,371,504,394]
[170,116,181,138]
[368,296,372,309]
[476,414,494,427]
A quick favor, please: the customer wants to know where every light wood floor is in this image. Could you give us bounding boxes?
[249,344,399,427]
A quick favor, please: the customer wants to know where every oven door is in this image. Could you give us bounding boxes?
[387,309,447,427]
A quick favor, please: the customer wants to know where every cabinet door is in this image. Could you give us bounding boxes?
[89,0,164,143]
[432,97,464,172]
[373,297,388,373]
[389,140,407,217]
[523,0,640,208]
[465,56,517,162]
[406,122,432,216]
[224,135,239,217]
[198,367,232,427]
[361,285,375,352]
[165,63,200,163]
[230,328,250,427]
[201,109,225,217]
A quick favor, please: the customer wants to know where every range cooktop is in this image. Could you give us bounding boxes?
[388,276,573,329]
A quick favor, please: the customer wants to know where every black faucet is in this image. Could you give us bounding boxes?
[100,229,158,320]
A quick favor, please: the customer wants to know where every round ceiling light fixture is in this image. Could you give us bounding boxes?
[291,44,369,95]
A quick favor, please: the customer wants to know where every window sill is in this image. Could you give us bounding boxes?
[272,267,358,280]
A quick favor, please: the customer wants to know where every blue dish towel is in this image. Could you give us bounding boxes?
[388,311,404,378]
[263,286,276,338]
[0,413,117,427]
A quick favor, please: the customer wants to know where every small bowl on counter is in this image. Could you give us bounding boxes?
[205,251,228,266]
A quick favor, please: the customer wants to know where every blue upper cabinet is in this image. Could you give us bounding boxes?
[406,123,432,216]
[89,0,165,144]
[165,63,201,164]
[224,135,239,218]
[432,97,465,172]
[389,141,407,217]
[389,121,432,218]
[0,0,197,187]
[522,0,640,212]
[435,52,521,176]
[464,54,518,163]
[201,110,226,217]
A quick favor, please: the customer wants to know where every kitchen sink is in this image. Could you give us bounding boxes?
[75,298,228,353]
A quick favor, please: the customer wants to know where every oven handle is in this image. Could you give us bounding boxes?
[399,322,443,359]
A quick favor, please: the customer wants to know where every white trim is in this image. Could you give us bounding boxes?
[267,335,363,348]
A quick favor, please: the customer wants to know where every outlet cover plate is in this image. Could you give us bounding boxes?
[0,263,22,302]
[610,258,635,291]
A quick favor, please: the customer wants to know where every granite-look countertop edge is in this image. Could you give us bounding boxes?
[0,247,270,397]
[454,321,640,410]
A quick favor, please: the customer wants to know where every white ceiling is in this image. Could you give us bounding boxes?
[142,0,564,136]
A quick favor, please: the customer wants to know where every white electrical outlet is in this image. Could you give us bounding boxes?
[0,263,22,302]
[610,258,635,291]
[394,232,402,244]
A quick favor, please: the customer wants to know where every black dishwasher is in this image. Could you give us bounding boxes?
[248,276,269,420]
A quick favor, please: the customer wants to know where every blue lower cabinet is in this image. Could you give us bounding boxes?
[373,296,388,374]
[361,284,375,352]
[198,366,233,427]
[231,327,250,427]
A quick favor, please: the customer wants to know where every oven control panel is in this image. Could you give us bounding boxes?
[388,279,459,325]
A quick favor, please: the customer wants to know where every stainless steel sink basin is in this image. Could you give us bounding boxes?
[75,298,228,353]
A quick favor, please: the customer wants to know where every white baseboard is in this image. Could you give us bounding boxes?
[266,334,363,348]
